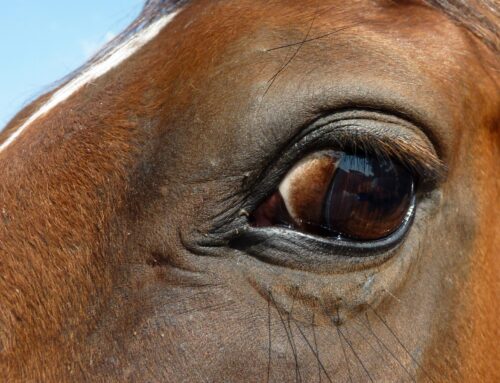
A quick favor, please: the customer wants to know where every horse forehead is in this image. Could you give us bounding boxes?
[158,1,470,76]
[149,1,479,105]
[0,0,490,154]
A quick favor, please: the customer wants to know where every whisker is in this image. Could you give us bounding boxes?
[292,320,334,383]
[312,313,322,383]
[262,14,316,98]
[288,290,302,383]
[369,306,436,383]
[337,327,373,383]
[338,327,375,383]
[267,297,272,383]
[348,320,392,367]
[335,321,353,383]
[358,314,416,382]
[382,288,402,304]
[268,291,301,383]
[266,22,364,52]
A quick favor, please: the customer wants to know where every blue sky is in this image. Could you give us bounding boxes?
[0,1,145,129]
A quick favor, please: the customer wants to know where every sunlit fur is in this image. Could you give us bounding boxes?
[0,0,498,381]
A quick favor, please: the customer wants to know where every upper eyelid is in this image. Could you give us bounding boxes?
[235,109,446,216]
[291,113,447,185]
[327,125,447,181]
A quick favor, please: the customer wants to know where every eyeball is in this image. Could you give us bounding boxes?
[250,150,414,241]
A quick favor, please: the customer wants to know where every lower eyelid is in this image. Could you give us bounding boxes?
[228,195,416,272]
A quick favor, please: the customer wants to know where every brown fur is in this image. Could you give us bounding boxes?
[0,1,498,381]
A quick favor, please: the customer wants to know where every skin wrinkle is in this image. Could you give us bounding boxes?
[0,0,498,382]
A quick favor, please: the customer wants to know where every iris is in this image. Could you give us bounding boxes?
[250,150,414,241]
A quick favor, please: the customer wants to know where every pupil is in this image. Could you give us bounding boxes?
[324,153,413,240]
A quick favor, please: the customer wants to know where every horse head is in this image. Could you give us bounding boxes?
[0,1,498,381]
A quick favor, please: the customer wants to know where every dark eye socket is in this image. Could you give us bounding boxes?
[250,150,415,241]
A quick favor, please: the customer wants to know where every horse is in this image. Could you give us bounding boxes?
[0,0,498,381]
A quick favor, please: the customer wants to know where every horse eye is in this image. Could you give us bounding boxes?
[250,150,415,241]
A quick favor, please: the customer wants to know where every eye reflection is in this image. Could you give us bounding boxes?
[250,150,414,241]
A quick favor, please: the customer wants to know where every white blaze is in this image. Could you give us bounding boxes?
[0,10,181,153]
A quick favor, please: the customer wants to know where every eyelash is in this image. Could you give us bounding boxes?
[331,136,444,189]
[247,123,444,206]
